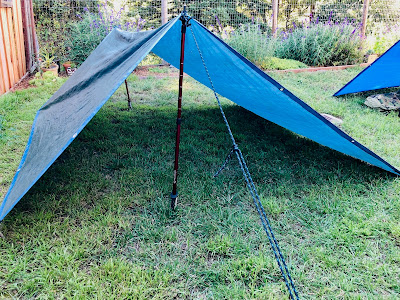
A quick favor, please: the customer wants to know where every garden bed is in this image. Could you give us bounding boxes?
[271,63,370,73]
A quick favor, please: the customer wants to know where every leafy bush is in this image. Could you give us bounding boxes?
[33,0,100,62]
[33,0,100,21]
[258,57,307,70]
[368,23,400,55]
[35,18,72,63]
[274,20,365,66]
[226,18,365,67]
[227,23,275,65]
[68,5,147,64]
[67,13,106,64]
[227,26,307,70]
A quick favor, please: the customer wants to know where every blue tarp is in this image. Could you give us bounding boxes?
[1,17,399,221]
[0,18,180,220]
[335,40,400,96]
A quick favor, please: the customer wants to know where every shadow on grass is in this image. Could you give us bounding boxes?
[2,100,399,298]
[4,102,392,226]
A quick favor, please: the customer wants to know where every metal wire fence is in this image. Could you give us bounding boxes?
[33,0,400,64]
[171,0,400,33]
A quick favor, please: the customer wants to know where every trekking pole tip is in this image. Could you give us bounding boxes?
[170,192,178,210]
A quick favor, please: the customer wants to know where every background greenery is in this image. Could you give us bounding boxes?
[226,19,365,67]
[33,0,400,67]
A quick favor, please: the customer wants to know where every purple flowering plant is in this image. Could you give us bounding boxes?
[226,12,366,67]
[68,1,147,63]
[272,14,365,66]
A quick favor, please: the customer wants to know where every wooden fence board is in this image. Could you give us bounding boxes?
[0,26,6,94]
[0,0,27,95]
[12,0,24,77]
[1,9,15,86]
[0,10,11,92]
[26,0,35,69]
[28,0,37,63]
[6,8,19,82]
[0,67,5,93]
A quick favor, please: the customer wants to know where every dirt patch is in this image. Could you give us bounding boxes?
[9,74,35,91]
[3,66,176,94]
[134,65,179,79]
[8,72,70,92]
[5,63,368,94]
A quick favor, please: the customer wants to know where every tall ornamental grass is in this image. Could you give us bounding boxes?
[227,23,275,65]
[227,17,365,67]
[275,20,364,66]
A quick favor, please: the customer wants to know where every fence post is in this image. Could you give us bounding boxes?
[160,0,168,65]
[309,1,315,21]
[272,0,278,36]
[361,0,370,38]
[161,0,167,25]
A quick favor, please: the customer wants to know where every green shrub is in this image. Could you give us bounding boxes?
[35,18,72,63]
[139,53,162,66]
[67,7,147,64]
[227,23,275,64]
[257,57,307,70]
[367,23,400,55]
[33,0,100,62]
[227,19,365,67]
[274,22,365,66]
[67,14,107,64]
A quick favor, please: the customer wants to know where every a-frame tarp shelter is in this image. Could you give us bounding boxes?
[335,40,400,96]
[1,17,399,221]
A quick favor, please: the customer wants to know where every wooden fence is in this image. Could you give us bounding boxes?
[0,0,36,95]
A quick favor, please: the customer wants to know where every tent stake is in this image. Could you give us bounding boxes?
[171,7,191,210]
[124,80,132,110]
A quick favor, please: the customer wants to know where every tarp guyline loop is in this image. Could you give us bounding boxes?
[189,24,300,300]
[213,145,238,178]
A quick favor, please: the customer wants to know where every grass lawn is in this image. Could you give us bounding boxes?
[0,67,399,298]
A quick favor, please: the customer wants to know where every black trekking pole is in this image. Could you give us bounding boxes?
[170,6,191,210]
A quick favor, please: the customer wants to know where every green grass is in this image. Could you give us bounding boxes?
[259,57,307,70]
[0,68,400,298]
[269,68,400,168]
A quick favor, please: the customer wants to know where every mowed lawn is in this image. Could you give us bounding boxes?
[0,67,399,299]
